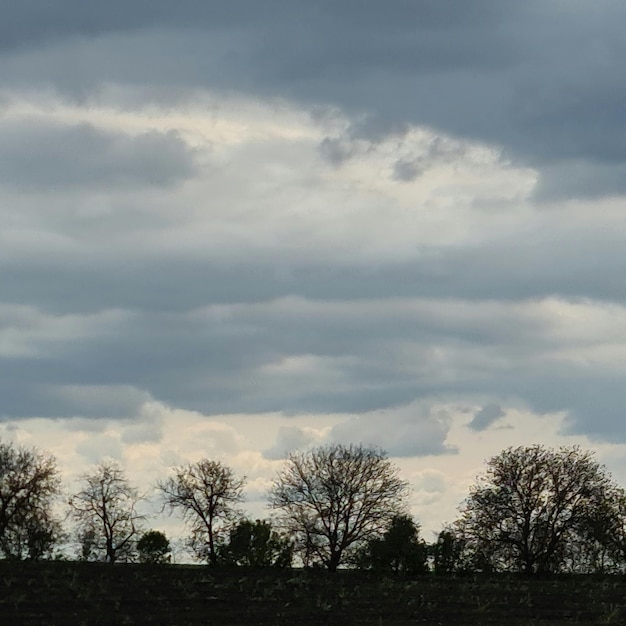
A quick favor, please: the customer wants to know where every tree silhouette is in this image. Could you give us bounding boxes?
[0,441,61,560]
[269,443,409,571]
[430,529,467,575]
[137,530,171,564]
[158,459,245,565]
[456,445,622,574]
[220,519,293,567]
[70,461,145,563]
[359,514,428,575]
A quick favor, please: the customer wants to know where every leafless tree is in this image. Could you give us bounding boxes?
[456,445,622,574]
[157,459,245,565]
[268,443,409,571]
[69,461,145,563]
[0,441,62,559]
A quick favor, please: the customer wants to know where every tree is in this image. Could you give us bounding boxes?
[358,514,428,575]
[579,486,626,573]
[70,461,145,563]
[430,528,468,575]
[137,530,171,564]
[157,459,245,565]
[219,519,293,568]
[268,443,409,571]
[456,445,622,574]
[0,441,62,560]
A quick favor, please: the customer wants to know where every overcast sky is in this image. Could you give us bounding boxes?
[2,1,626,549]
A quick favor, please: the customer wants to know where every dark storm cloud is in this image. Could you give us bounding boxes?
[0,121,197,191]
[2,1,625,195]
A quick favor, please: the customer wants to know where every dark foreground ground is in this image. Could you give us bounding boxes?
[0,561,624,625]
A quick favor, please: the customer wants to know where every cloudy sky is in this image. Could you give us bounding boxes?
[2,1,626,551]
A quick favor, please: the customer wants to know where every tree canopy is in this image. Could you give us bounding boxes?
[358,514,428,575]
[269,443,409,571]
[219,519,293,567]
[456,445,623,574]
[137,530,171,564]
[0,441,61,560]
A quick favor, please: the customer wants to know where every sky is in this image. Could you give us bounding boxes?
[2,1,626,555]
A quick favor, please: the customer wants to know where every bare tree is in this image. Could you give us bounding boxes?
[268,443,409,571]
[456,445,621,574]
[0,441,62,559]
[157,459,245,565]
[69,461,145,563]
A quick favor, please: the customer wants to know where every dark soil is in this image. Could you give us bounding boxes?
[0,562,624,625]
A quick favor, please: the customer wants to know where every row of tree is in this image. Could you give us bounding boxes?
[1,440,625,574]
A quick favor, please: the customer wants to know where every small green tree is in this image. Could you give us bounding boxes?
[137,530,171,564]
[220,519,292,567]
[359,515,428,575]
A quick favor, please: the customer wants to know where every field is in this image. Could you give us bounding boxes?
[1,562,625,625]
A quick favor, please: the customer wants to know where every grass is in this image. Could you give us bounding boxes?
[0,561,624,625]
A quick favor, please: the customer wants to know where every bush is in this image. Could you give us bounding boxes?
[137,530,171,564]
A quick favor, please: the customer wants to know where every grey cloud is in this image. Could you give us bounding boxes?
[493,372,626,442]
[2,2,626,449]
[2,285,626,445]
[121,421,163,445]
[533,161,626,201]
[0,121,197,191]
[2,196,626,442]
[392,135,469,181]
[9,213,626,318]
[60,417,110,434]
[318,137,356,167]
[392,159,424,182]
[468,404,506,432]
[2,222,626,433]
[1,1,624,198]
[414,470,446,495]
[0,1,298,52]
[76,435,123,463]
[50,385,152,419]
[263,425,321,460]
[328,405,457,458]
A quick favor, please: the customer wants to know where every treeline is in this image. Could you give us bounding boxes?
[1,440,625,574]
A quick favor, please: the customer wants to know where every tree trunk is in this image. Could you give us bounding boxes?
[328,549,341,572]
